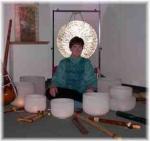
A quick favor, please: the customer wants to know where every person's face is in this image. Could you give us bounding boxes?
[70,44,83,57]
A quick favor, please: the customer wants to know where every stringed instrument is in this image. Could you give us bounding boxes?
[2,19,17,105]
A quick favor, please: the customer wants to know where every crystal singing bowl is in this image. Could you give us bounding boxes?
[83,92,109,116]
[51,98,74,119]
[24,95,46,113]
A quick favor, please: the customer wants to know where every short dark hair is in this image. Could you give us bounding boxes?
[69,36,84,49]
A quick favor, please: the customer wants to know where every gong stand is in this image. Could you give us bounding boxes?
[52,9,101,76]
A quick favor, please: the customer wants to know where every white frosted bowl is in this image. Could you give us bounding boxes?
[98,77,121,92]
[110,86,133,100]
[20,76,45,95]
[15,82,35,95]
[83,92,109,116]
[24,94,46,113]
[110,96,136,111]
[51,98,74,119]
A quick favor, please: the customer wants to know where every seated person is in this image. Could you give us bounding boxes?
[46,36,97,102]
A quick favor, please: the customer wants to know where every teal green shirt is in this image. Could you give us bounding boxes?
[50,56,97,93]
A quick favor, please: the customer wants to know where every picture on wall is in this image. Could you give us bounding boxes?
[15,4,39,42]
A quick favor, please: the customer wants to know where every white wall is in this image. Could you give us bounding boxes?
[3,3,52,81]
[101,4,146,87]
[3,3,146,87]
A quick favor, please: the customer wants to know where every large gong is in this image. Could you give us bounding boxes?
[57,20,98,58]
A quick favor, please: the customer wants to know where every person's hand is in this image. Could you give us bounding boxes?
[49,86,58,97]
